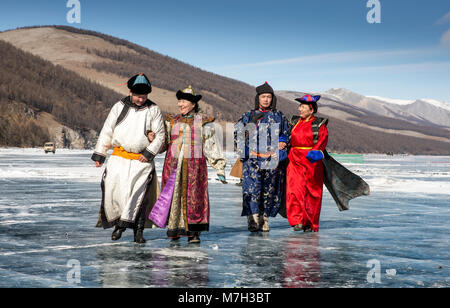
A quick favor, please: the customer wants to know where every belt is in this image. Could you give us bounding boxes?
[293,147,313,150]
[250,150,276,158]
[112,147,141,160]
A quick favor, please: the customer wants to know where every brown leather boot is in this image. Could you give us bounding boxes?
[259,213,270,232]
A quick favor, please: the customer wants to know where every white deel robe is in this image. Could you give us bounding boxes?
[93,99,165,225]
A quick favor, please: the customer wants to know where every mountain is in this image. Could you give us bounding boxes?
[369,96,450,111]
[278,89,450,142]
[0,26,449,154]
[323,88,450,128]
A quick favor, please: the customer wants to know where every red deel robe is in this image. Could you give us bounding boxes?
[286,116,328,231]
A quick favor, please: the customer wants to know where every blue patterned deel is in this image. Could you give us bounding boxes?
[234,109,291,218]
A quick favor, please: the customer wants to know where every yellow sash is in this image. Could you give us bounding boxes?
[293,147,313,150]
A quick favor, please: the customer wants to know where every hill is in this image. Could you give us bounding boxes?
[0,26,298,121]
[0,39,119,148]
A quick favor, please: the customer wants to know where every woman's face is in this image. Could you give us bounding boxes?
[178,99,196,115]
[299,104,314,120]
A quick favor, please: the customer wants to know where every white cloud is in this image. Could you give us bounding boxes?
[341,61,450,73]
[436,12,450,25]
[292,61,450,75]
[441,29,450,46]
[209,48,439,70]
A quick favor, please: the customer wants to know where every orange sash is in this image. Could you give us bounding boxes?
[112,147,141,160]
[249,150,276,158]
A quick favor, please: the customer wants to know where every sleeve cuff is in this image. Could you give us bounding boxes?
[279,134,288,143]
[141,149,156,161]
[91,153,106,164]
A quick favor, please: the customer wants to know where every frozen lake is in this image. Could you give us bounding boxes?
[0,148,448,288]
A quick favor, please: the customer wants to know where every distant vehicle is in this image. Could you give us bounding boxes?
[44,142,56,154]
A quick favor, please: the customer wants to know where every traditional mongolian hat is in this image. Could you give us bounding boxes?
[255,81,277,110]
[127,73,152,94]
[176,85,202,103]
[256,81,274,96]
[295,94,320,113]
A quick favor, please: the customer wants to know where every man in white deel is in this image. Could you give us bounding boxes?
[91,73,165,244]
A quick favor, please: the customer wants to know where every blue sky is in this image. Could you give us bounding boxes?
[1,0,450,101]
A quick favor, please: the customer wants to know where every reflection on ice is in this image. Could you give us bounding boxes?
[0,149,448,287]
[96,245,210,288]
[283,234,321,288]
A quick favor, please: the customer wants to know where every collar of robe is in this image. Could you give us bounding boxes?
[258,106,271,113]
[300,115,315,123]
[181,111,195,118]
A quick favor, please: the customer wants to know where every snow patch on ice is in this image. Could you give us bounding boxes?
[367,176,450,194]
[155,248,209,259]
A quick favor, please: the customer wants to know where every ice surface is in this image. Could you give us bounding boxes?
[0,148,448,288]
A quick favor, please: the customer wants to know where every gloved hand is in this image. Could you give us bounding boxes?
[217,174,228,184]
[306,150,324,163]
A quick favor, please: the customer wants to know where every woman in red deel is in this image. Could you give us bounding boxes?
[286,94,328,232]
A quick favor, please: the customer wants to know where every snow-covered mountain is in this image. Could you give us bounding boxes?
[366,96,414,106]
[276,88,450,154]
[322,88,450,128]
[369,96,450,111]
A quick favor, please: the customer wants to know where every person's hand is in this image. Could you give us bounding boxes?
[278,142,287,150]
[138,155,149,163]
[306,150,324,163]
[217,174,228,184]
[95,161,103,168]
[147,131,155,143]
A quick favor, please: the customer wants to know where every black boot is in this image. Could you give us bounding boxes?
[133,202,147,243]
[188,232,201,244]
[133,224,146,244]
[111,226,125,241]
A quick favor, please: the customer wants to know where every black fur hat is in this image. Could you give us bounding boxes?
[127,73,152,94]
[256,82,274,95]
[254,82,277,110]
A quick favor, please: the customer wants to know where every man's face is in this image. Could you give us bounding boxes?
[258,93,273,109]
[130,92,148,106]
